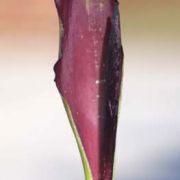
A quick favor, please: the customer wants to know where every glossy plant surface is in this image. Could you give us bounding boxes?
[54,0,123,179]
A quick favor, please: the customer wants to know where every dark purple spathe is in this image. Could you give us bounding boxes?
[54,0,123,179]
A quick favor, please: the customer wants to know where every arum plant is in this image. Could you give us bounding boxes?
[54,0,123,179]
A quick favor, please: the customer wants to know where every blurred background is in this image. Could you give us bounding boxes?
[0,0,180,179]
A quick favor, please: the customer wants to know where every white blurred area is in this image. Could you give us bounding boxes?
[0,34,180,180]
[0,35,84,179]
[117,39,180,179]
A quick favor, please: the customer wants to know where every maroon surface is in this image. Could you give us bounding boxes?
[54,0,123,179]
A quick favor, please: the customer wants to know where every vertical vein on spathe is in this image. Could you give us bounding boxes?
[99,0,105,11]
[85,0,91,14]
[85,0,108,14]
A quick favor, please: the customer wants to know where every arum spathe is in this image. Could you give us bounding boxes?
[54,0,123,179]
